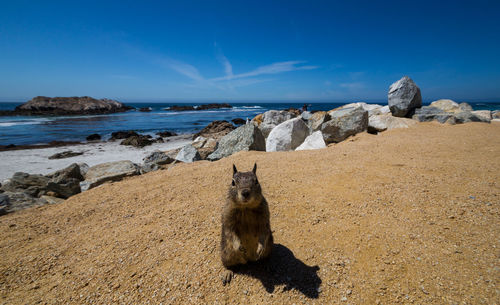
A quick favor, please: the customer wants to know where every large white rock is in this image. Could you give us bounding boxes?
[295,131,326,151]
[266,118,309,152]
[368,114,418,133]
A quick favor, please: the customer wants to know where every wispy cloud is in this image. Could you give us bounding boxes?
[135,43,317,91]
[219,54,233,77]
[157,57,204,81]
[211,61,317,82]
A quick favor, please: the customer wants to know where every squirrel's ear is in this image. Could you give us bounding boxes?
[233,164,238,175]
[252,163,257,174]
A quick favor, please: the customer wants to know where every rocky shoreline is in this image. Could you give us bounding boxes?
[1,76,499,215]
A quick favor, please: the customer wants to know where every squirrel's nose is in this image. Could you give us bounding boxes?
[241,190,250,199]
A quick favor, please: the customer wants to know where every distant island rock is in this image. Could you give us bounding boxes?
[0,96,134,116]
[165,103,232,111]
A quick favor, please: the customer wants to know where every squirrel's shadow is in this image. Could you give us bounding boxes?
[234,243,321,298]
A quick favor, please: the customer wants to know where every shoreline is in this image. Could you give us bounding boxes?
[0,134,192,182]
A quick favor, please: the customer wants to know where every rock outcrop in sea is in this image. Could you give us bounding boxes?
[0,96,134,116]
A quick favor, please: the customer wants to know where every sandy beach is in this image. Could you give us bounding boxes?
[0,122,499,304]
[0,135,192,182]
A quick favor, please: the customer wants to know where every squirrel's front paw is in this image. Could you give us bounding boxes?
[221,270,234,285]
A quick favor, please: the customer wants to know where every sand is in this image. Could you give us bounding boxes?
[0,122,499,304]
[0,135,192,182]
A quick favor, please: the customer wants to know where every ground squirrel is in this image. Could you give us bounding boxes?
[220,163,273,285]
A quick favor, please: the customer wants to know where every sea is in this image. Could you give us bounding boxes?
[0,100,499,146]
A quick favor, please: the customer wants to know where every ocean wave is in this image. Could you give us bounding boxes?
[233,106,264,109]
[154,110,235,115]
[0,118,51,127]
[0,121,46,127]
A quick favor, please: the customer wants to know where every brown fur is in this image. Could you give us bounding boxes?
[220,163,273,284]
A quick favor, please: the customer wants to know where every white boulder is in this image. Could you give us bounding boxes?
[295,131,326,151]
[266,118,309,152]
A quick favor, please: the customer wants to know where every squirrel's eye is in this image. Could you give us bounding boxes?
[255,179,259,185]
[232,179,235,186]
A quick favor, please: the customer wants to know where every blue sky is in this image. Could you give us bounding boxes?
[1,0,499,101]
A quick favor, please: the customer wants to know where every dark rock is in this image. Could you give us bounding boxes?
[167,105,195,111]
[231,118,246,125]
[412,107,455,123]
[143,151,175,165]
[454,111,491,123]
[321,107,369,143]
[192,120,235,140]
[46,163,85,183]
[0,194,9,214]
[155,137,164,143]
[46,178,81,199]
[110,130,139,140]
[196,103,232,110]
[207,124,266,161]
[284,108,302,116]
[0,194,8,206]
[140,162,160,174]
[156,131,177,137]
[0,172,50,197]
[86,134,101,141]
[48,151,84,160]
[120,136,154,148]
[388,76,422,117]
[139,107,152,112]
[0,96,134,116]
[1,192,48,212]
